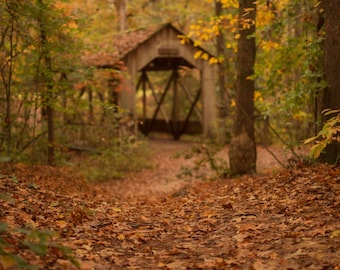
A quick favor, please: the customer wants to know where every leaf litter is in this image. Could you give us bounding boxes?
[0,141,339,269]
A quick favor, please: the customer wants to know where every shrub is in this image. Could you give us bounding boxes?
[304,109,340,159]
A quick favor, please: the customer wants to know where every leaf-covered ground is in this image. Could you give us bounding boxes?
[0,140,339,269]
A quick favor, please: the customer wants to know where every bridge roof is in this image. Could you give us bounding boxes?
[83,23,214,69]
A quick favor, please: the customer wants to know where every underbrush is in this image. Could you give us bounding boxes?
[76,139,153,182]
[175,143,230,181]
[0,222,79,270]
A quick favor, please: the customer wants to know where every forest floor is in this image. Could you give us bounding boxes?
[0,139,340,270]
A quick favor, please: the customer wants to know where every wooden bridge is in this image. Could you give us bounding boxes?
[85,23,217,139]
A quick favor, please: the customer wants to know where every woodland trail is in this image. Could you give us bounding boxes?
[99,138,296,200]
[1,139,339,270]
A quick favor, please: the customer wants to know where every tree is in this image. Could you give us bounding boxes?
[0,0,16,156]
[228,0,256,174]
[0,0,81,164]
[317,1,340,164]
[37,0,55,165]
[215,0,228,107]
[31,0,79,165]
[214,0,230,144]
[114,0,128,31]
[253,0,321,145]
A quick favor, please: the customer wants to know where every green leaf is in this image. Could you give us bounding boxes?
[49,201,59,207]
[24,242,48,256]
[28,183,39,189]
[0,156,11,162]
[0,222,9,233]
[9,176,19,184]
[0,193,14,203]
[9,253,38,270]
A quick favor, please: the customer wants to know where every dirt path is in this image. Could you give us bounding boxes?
[98,139,293,200]
[3,140,338,270]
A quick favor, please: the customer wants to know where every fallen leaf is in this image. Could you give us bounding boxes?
[117,234,125,241]
[55,220,67,228]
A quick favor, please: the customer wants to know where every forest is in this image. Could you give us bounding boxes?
[0,0,339,269]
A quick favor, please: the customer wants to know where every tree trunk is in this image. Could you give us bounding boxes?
[229,0,256,174]
[0,7,15,156]
[215,0,229,144]
[38,0,55,166]
[318,1,340,164]
[5,19,14,156]
[114,0,127,31]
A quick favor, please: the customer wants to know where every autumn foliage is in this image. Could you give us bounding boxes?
[1,144,340,269]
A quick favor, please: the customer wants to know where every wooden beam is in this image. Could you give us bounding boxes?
[179,88,202,137]
[171,70,180,139]
[142,71,147,122]
[178,79,203,124]
[147,70,176,135]
[144,72,170,123]
[201,63,217,137]
[135,72,143,91]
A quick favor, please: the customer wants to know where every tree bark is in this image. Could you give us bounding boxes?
[229,0,257,174]
[38,0,55,166]
[0,4,16,156]
[215,0,228,105]
[318,1,340,164]
[215,0,229,144]
[114,0,127,31]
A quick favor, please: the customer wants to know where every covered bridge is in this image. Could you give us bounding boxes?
[86,23,217,139]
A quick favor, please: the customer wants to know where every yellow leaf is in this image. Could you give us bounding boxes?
[201,32,210,41]
[310,142,326,158]
[212,25,219,35]
[117,234,125,241]
[194,40,201,47]
[56,220,68,229]
[201,53,209,60]
[221,0,238,8]
[304,136,318,144]
[330,230,340,238]
[82,244,92,251]
[235,33,240,40]
[194,50,202,59]
[209,57,218,65]
[244,8,255,13]
[254,91,263,101]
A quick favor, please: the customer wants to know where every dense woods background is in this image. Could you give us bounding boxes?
[0,0,339,172]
